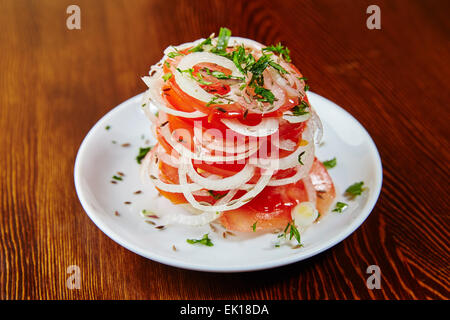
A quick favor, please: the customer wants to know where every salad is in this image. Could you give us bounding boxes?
[140,28,336,239]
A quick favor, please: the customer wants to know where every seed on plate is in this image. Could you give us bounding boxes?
[209,223,217,232]
[155,225,165,230]
[110,180,117,184]
[226,231,235,236]
[114,211,120,216]
[222,232,227,238]
[121,143,131,147]
[124,201,131,205]
[172,245,177,251]
[117,172,125,176]
[134,190,142,194]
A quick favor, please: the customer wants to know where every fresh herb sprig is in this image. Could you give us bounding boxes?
[323,157,337,169]
[262,43,291,62]
[136,147,152,164]
[186,233,214,247]
[332,202,348,213]
[345,181,366,197]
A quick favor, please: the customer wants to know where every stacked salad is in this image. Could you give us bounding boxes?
[140,28,335,235]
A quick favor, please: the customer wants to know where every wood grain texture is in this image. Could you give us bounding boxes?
[0,0,449,300]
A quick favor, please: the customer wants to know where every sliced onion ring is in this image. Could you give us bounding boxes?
[221,117,279,137]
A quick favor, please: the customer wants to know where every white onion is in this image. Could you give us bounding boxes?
[142,75,207,118]
[174,52,245,103]
[159,119,257,162]
[272,138,296,151]
[178,161,273,212]
[187,160,255,191]
[252,124,314,170]
[164,190,237,226]
[140,149,202,193]
[221,117,279,137]
[282,112,311,123]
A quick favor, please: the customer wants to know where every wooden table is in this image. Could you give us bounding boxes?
[0,0,448,300]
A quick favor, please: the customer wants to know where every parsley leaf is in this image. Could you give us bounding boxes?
[136,147,152,164]
[263,43,291,62]
[298,151,306,165]
[252,221,258,232]
[269,61,288,75]
[212,27,231,53]
[186,233,214,247]
[208,190,226,200]
[332,202,348,213]
[291,101,309,116]
[253,85,275,104]
[345,181,365,197]
[189,37,212,52]
[162,72,172,82]
[322,157,337,169]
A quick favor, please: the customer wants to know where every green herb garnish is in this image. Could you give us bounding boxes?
[112,175,122,181]
[298,151,306,165]
[262,43,291,62]
[212,27,231,53]
[291,101,309,116]
[162,72,172,82]
[268,61,289,75]
[167,51,183,58]
[345,181,365,197]
[332,202,348,213]
[189,37,212,53]
[206,96,222,107]
[208,190,226,200]
[322,157,337,169]
[186,233,214,247]
[252,221,258,232]
[253,85,276,104]
[105,125,111,130]
[136,146,152,164]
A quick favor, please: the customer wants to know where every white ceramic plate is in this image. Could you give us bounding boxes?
[74,92,382,272]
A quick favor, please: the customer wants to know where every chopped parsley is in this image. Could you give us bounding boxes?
[276,222,302,247]
[332,202,348,213]
[177,68,212,85]
[112,175,122,181]
[136,146,152,164]
[298,151,306,165]
[206,96,222,107]
[322,157,337,169]
[262,43,291,62]
[167,51,183,58]
[252,221,258,232]
[212,27,231,53]
[186,233,214,247]
[208,190,226,200]
[188,37,212,53]
[345,181,366,197]
[105,125,111,130]
[291,101,309,116]
[253,85,276,104]
[162,72,172,82]
[268,61,289,75]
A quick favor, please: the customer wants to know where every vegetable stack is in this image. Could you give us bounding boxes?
[140,28,335,233]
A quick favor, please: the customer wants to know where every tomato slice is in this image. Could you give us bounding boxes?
[219,158,335,232]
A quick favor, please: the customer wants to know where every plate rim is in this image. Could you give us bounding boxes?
[74,91,383,273]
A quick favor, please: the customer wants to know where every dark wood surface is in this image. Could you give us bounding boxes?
[0,0,449,300]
